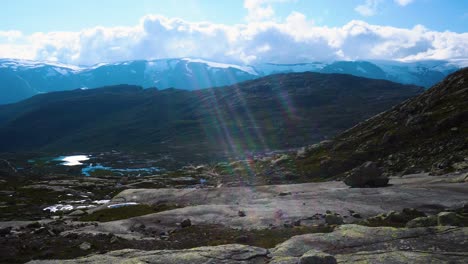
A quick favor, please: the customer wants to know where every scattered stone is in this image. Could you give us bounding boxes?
[343,161,388,188]
[33,227,48,235]
[271,155,290,166]
[406,216,438,228]
[278,192,292,196]
[238,210,246,217]
[65,233,78,239]
[366,208,426,226]
[68,209,86,216]
[294,220,302,226]
[26,222,41,229]
[180,219,192,228]
[47,229,56,236]
[52,227,64,234]
[79,242,92,251]
[325,213,343,225]
[452,161,468,171]
[351,213,361,218]
[131,223,146,231]
[299,249,337,264]
[110,235,119,244]
[0,226,12,236]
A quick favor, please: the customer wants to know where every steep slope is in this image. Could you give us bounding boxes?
[288,68,468,178]
[0,72,422,162]
[0,58,461,104]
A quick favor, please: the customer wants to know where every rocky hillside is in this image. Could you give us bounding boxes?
[284,68,468,178]
[0,72,422,163]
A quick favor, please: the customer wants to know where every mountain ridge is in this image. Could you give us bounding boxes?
[0,72,423,163]
[0,57,461,104]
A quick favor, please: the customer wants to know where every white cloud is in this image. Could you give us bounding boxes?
[0,12,467,65]
[244,0,276,21]
[355,0,382,17]
[394,0,414,6]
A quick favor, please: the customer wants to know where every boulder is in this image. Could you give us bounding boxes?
[79,242,92,251]
[406,216,437,228]
[343,161,388,187]
[366,208,426,226]
[299,250,337,264]
[0,226,12,236]
[271,155,290,166]
[437,212,462,226]
[180,219,192,228]
[325,213,343,225]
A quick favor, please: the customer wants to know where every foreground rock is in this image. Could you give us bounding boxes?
[343,161,388,187]
[270,224,468,263]
[80,173,467,236]
[27,225,468,263]
[28,244,269,264]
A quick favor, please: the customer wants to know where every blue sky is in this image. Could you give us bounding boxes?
[3,0,467,33]
[0,0,467,65]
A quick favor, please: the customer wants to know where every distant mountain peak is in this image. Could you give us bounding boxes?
[0,57,463,104]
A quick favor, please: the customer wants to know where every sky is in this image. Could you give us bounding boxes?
[0,0,467,65]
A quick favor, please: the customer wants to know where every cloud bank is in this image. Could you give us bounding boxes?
[0,12,467,65]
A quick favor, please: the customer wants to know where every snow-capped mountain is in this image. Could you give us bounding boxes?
[0,58,464,104]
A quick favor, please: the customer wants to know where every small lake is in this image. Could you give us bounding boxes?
[55,155,160,176]
[55,155,90,166]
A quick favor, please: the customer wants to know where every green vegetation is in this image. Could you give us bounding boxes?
[80,203,181,222]
[0,74,422,165]
[168,224,333,249]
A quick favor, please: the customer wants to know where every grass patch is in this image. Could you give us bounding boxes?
[169,224,334,249]
[80,203,181,222]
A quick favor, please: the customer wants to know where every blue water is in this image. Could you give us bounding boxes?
[81,164,160,176]
[29,155,161,176]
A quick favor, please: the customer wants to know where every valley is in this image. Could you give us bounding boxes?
[0,69,466,263]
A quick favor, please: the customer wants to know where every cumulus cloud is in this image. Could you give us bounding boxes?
[355,0,382,17]
[394,0,414,6]
[244,0,294,22]
[244,0,275,21]
[0,12,467,65]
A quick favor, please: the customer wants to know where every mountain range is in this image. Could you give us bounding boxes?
[0,58,463,104]
[0,72,422,162]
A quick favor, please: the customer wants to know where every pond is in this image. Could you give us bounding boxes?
[55,155,90,166]
[55,155,160,176]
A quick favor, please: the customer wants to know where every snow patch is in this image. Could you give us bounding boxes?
[93,200,111,204]
[182,58,258,75]
[43,204,74,212]
[57,155,90,166]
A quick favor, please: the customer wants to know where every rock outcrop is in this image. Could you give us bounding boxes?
[343,161,388,187]
[28,244,269,264]
[270,224,468,264]
[28,225,468,263]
